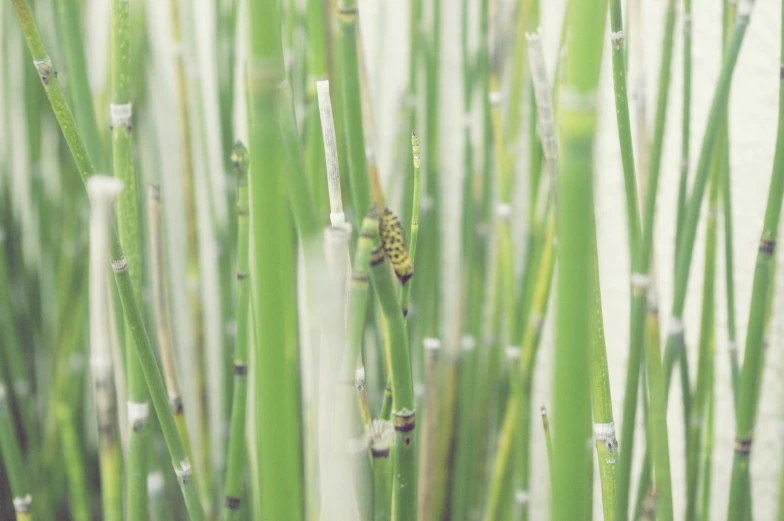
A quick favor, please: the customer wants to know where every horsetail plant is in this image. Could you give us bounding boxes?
[111,0,150,515]
[727,2,784,518]
[554,3,607,521]
[86,175,124,521]
[222,141,250,521]
[11,2,205,517]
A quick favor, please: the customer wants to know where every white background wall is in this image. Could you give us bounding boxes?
[359,1,784,519]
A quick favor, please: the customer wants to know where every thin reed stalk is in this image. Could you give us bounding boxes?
[726,3,784,518]
[86,176,124,521]
[337,0,371,217]
[400,133,421,317]
[685,150,720,521]
[222,142,251,521]
[617,1,677,519]
[111,0,150,516]
[417,338,441,521]
[676,0,692,259]
[664,0,758,410]
[147,185,197,479]
[0,381,32,521]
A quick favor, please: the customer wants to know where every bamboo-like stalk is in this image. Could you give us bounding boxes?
[481,210,555,521]
[147,185,197,482]
[589,237,618,521]
[11,3,205,517]
[417,337,441,521]
[167,0,212,502]
[616,1,677,519]
[608,0,640,253]
[663,0,758,408]
[400,132,421,317]
[86,176,124,521]
[675,0,692,260]
[306,0,331,219]
[111,0,150,516]
[0,381,33,521]
[685,146,721,521]
[726,3,784,518]
[698,367,715,521]
[336,0,371,217]
[52,0,106,171]
[56,403,91,521]
[366,420,393,521]
[553,2,607,521]
[366,208,417,521]
[247,0,305,518]
[721,0,741,400]
[220,142,251,521]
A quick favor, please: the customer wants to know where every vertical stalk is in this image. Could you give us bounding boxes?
[111,0,149,516]
[617,1,677,519]
[540,406,554,474]
[222,142,250,521]
[367,210,417,521]
[86,176,124,521]
[247,0,305,518]
[685,115,722,521]
[417,338,440,521]
[0,381,32,521]
[400,132,421,317]
[726,2,784,518]
[337,0,371,217]
[675,0,692,259]
[554,3,607,521]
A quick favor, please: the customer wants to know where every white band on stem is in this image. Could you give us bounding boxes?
[669,317,684,335]
[460,335,477,352]
[111,256,128,273]
[515,489,530,505]
[689,416,703,427]
[610,30,625,44]
[728,341,738,352]
[593,421,616,440]
[683,14,693,31]
[463,112,473,129]
[110,103,133,128]
[529,313,544,329]
[631,273,650,289]
[13,495,32,513]
[496,203,513,220]
[560,87,597,112]
[33,57,54,82]
[355,367,365,382]
[174,458,192,477]
[147,471,165,494]
[127,401,150,424]
[329,212,346,227]
[424,337,442,351]
[505,346,521,360]
[489,90,503,105]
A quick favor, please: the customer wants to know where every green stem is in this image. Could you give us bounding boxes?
[727,3,784,519]
[553,1,607,520]
[222,142,251,521]
[400,132,421,317]
[367,211,416,521]
[0,381,32,521]
[247,0,305,518]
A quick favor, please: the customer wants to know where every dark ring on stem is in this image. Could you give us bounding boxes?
[371,447,390,458]
[393,410,416,432]
[149,185,161,201]
[759,237,775,255]
[780,64,784,79]
[359,231,375,239]
[338,6,359,19]
[234,363,248,376]
[170,397,184,414]
[225,496,242,510]
[370,246,385,266]
[237,271,249,280]
[236,208,249,216]
[734,436,753,455]
[352,273,369,282]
